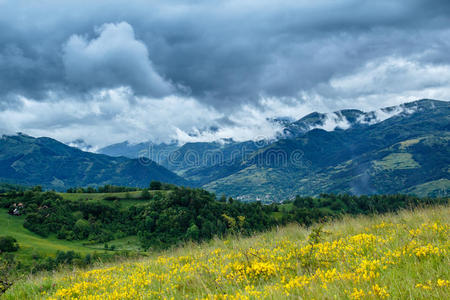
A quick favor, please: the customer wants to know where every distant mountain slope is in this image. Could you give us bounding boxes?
[0,134,187,190]
[98,139,262,185]
[204,99,450,200]
[98,140,179,162]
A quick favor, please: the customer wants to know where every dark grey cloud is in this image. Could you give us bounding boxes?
[1,0,450,107]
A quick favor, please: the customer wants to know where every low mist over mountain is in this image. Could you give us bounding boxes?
[0,99,448,199]
[204,99,450,200]
[281,99,440,138]
[99,99,443,159]
[95,99,449,199]
[97,99,450,200]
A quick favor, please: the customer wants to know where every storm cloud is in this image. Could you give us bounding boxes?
[1,0,450,146]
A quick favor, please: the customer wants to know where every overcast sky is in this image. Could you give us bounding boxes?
[1,0,450,148]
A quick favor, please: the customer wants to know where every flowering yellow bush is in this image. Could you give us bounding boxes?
[4,206,450,299]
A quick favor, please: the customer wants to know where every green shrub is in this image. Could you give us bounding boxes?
[0,236,19,253]
[149,181,162,190]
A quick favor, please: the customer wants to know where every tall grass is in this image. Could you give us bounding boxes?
[3,205,449,299]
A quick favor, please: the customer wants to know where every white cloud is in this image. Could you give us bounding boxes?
[331,57,450,94]
[0,89,309,147]
[0,88,220,147]
[314,113,352,131]
[288,56,450,115]
[63,22,173,96]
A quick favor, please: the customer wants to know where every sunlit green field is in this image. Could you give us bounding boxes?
[58,191,142,201]
[0,209,95,262]
[0,190,163,261]
[4,205,449,299]
[58,190,170,209]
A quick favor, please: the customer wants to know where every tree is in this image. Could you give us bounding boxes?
[237,216,245,230]
[74,219,91,239]
[32,186,42,192]
[141,189,151,199]
[0,236,19,253]
[186,224,200,241]
[222,214,237,232]
[149,181,162,190]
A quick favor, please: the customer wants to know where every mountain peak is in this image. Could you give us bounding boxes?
[282,99,449,138]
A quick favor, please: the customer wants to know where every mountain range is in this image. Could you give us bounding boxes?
[205,99,449,201]
[0,99,448,200]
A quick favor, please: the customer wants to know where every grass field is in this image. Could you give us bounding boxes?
[0,202,143,263]
[59,190,169,209]
[0,209,95,262]
[372,153,420,171]
[402,179,450,198]
[0,189,169,267]
[4,205,449,299]
[87,236,141,252]
[58,191,143,201]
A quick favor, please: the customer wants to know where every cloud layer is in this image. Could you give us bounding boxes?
[0,0,450,147]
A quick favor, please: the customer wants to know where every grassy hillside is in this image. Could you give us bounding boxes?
[0,209,96,262]
[59,190,169,209]
[402,179,450,198]
[59,191,143,201]
[0,206,142,266]
[4,205,449,299]
[0,191,170,266]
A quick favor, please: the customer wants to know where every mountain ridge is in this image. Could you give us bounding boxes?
[0,133,187,190]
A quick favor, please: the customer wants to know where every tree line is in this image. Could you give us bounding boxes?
[1,187,447,251]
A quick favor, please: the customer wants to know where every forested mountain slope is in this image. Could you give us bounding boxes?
[0,134,186,190]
